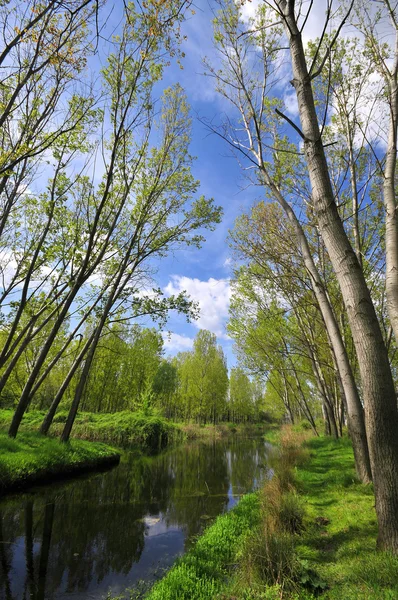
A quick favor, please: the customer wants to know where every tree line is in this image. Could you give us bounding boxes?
[209,0,398,552]
[1,324,265,425]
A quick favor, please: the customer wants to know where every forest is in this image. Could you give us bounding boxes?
[1,325,264,425]
[2,0,398,597]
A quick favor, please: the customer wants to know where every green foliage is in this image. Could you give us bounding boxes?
[173,330,229,423]
[0,408,183,451]
[81,326,164,414]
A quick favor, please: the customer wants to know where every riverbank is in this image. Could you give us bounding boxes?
[0,431,120,494]
[132,428,398,600]
[0,408,267,451]
[145,492,261,600]
[0,409,184,451]
[179,421,267,440]
[295,436,398,599]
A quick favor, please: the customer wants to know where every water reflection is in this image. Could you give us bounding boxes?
[0,436,269,600]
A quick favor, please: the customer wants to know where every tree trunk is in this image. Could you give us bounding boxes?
[60,308,110,442]
[279,0,398,550]
[384,76,398,343]
[40,334,94,435]
[8,286,80,438]
[60,337,98,443]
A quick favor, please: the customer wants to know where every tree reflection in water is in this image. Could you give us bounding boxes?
[0,436,269,600]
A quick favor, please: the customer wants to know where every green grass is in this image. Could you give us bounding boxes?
[212,432,398,599]
[294,435,398,599]
[0,430,120,493]
[142,493,260,600]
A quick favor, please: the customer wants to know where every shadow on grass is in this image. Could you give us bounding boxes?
[295,436,398,598]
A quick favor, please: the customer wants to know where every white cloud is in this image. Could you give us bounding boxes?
[162,332,194,352]
[164,275,231,338]
[283,91,299,117]
[240,0,262,23]
[223,257,232,268]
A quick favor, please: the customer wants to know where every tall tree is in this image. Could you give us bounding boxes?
[176,330,229,424]
[272,0,398,550]
[207,3,371,481]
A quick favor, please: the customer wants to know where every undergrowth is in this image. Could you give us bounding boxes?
[0,409,183,451]
[0,409,267,451]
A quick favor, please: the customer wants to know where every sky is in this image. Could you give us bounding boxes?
[129,1,263,366]
[128,0,332,367]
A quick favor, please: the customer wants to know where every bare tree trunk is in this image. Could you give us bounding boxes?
[384,75,398,343]
[278,0,398,550]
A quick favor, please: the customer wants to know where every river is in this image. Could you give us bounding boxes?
[0,435,270,600]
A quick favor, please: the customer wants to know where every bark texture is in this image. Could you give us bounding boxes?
[384,74,398,344]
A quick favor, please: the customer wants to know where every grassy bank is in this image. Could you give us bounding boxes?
[295,436,398,599]
[114,492,260,600]
[0,431,120,494]
[220,430,398,599]
[133,428,398,600]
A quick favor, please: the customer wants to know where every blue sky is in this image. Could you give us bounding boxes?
[135,1,263,367]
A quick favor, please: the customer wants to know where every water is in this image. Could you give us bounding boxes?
[0,436,270,600]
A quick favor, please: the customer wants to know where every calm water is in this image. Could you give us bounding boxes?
[0,436,270,600]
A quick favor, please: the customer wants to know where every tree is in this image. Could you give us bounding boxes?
[209,0,398,549]
[207,1,371,482]
[229,367,257,423]
[176,330,229,424]
[228,267,320,434]
[273,0,398,550]
[152,360,179,418]
[353,2,398,345]
[5,1,221,440]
